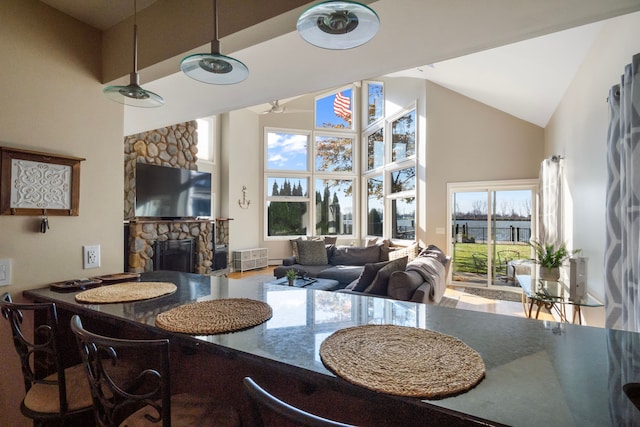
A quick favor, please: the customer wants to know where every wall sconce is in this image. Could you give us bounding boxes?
[238,185,250,209]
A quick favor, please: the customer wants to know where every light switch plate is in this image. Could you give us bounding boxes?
[0,258,12,286]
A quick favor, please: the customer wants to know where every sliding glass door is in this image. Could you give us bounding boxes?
[448,181,536,287]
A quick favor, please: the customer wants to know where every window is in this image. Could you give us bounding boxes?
[266,130,310,171]
[263,85,417,243]
[315,89,354,130]
[265,130,311,237]
[196,116,215,163]
[367,175,383,236]
[391,110,416,162]
[315,179,354,235]
[315,134,353,172]
[266,176,309,237]
[362,104,417,242]
[265,105,357,238]
[365,127,384,171]
[365,81,384,126]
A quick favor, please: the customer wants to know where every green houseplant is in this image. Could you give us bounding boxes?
[529,240,580,281]
[285,269,298,286]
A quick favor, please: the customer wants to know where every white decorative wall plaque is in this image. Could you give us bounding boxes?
[10,159,72,209]
[1,147,84,216]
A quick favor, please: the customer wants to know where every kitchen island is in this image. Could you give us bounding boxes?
[24,271,640,426]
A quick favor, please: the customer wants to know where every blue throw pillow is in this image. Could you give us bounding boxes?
[352,260,392,292]
[365,256,408,295]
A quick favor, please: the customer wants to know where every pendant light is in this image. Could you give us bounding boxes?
[297,1,380,50]
[180,0,249,85]
[103,0,164,108]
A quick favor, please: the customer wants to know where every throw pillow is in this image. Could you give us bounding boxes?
[324,236,338,245]
[365,256,408,295]
[296,240,328,265]
[290,237,304,261]
[388,243,419,262]
[351,260,392,292]
[330,245,381,266]
[365,237,380,247]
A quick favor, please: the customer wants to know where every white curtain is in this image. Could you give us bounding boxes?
[605,53,640,332]
[538,157,563,247]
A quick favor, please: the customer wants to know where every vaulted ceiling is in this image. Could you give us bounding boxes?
[39,0,640,133]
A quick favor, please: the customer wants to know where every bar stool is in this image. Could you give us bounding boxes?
[70,315,240,427]
[243,377,356,427]
[0,292,94,425]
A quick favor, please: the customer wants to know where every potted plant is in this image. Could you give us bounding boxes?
[529,240,580,281]
[285,269,298,286]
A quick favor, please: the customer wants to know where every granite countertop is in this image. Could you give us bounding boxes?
[24,270,640,426]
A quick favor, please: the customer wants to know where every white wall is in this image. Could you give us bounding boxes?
[0,1,124,425]
[221,109,262,255]
[545,11,640,306]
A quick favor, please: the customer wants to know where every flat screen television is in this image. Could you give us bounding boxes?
[135,163,212,219]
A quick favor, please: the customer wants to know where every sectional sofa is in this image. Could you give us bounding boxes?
[273,239,450,304]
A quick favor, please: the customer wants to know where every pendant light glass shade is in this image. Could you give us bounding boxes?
[103,72,164,108]
[180,41,249,84]
[297,1,379,50]
[103,0,163,108]
[180,1,249,84]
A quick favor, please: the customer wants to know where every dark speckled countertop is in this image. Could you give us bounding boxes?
[24,271,640,426]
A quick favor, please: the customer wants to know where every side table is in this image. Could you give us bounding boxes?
[515,274,603,324]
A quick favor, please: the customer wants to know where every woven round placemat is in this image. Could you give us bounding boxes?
[319,324,485,399]
[155,298,272,335]
[75,282,177,304]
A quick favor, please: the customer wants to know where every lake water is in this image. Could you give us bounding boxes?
[453,219,531,243]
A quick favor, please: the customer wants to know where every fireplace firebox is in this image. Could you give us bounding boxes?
[153,239,195,273]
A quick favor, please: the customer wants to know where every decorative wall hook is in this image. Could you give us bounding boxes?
[238,185,251,209]
[40,209,50,233]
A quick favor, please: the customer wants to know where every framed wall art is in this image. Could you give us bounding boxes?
[0,147,85,216]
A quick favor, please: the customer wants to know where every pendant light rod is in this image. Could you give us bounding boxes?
[132,0,138,74]
[211,0,220,53]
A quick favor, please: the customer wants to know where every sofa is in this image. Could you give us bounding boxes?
[338,245,451,304]
[273,238,450,304]
[273,241,386,290]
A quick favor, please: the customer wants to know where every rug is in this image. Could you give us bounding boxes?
[155,298,272,335]
[457,287,522,302]
[75,282,176,304]
[438,296,459,308]
[320,324,485,399]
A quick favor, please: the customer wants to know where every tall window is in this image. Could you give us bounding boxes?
[265,86,357,239]
[265,130,311,237]
[195,116,215,163]
[362,103,417,242]
[263,84,416,242]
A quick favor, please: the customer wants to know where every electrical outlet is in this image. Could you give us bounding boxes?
[83,245,100,269]
[0,258,11,286]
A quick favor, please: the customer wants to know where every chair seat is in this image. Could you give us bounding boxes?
[121,392,240,427]
[23,363,93,413]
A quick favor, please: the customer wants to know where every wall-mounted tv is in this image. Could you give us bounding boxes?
[135,163,212,219]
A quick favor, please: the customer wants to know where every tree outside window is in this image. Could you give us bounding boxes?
[315,179,353,235]
[367,175,383,236]
[366,128,384,171]
[266,177,309,237]
[391,110,416,162]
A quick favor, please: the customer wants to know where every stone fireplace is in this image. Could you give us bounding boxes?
[123,121,231,274]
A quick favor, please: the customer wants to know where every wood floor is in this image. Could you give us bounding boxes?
[227,266,556,322]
